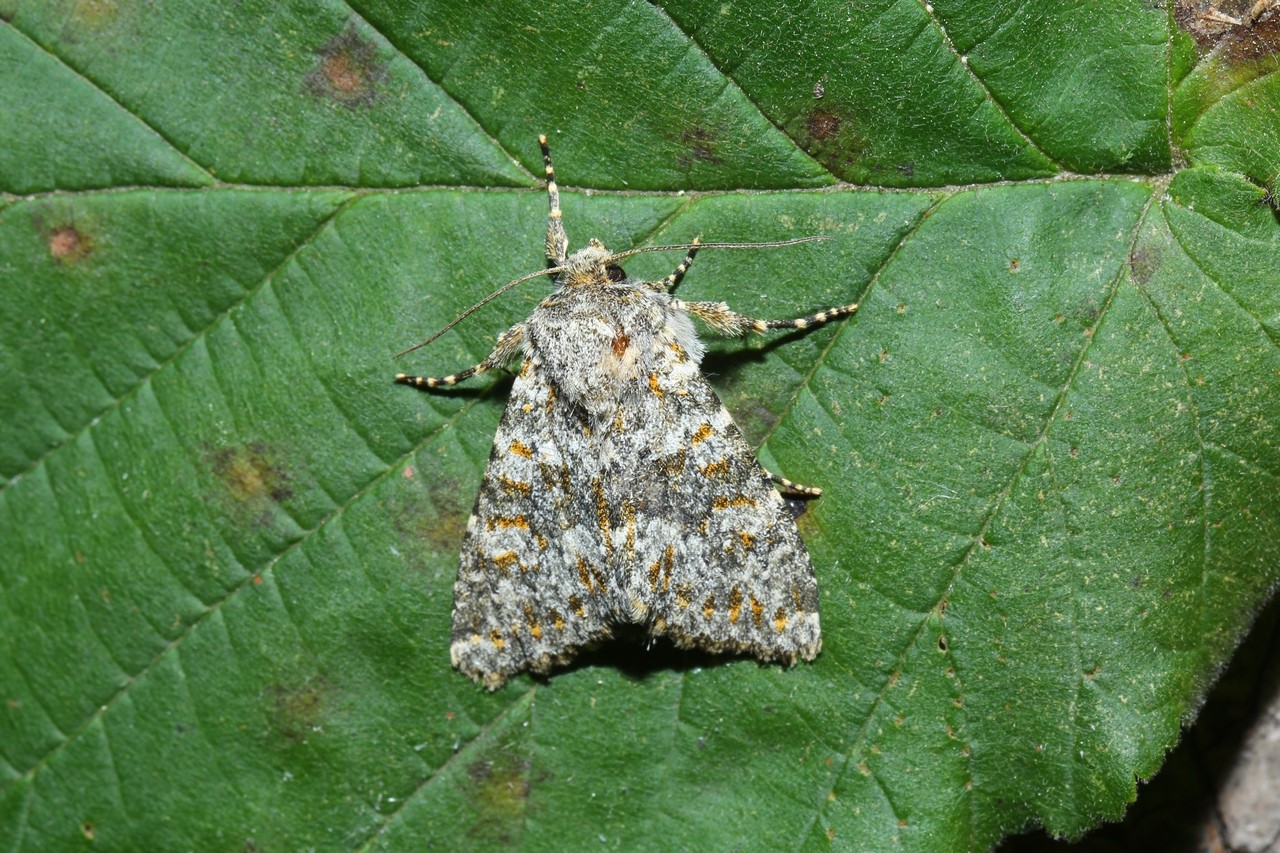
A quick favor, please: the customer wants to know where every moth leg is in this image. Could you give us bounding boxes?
[540,134,568,267]
[763,468,823,498]
[671,299,859,337]
[656,238,701,291]
[395,323,525,389]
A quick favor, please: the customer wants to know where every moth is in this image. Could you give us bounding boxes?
[397,137,857,690]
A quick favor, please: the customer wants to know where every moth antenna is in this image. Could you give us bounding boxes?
[604,235,829,264]
[395,266,566,359]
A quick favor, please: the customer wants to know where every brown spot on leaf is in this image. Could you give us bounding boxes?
[679,127,723,164]
[209,443,293,504]
[1074,298,1101,324]
[1129,245,1160,286]
[466,754,535,844]
[469,755,532,810]
[306,24,386,107]
[48,226,91,263]
[391,469,470,567]
[807,110,841,141]
[267,676,334,743]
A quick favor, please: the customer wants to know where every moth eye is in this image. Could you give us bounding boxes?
[606,264,627,282]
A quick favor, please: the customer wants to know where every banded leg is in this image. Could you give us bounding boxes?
[540,135,568,267]
[395,324,525,389]
[671,299,859,337]
[763,469,822,497]
[657,238,701,291]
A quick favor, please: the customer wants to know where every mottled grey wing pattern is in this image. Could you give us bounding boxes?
[609,356,822,664]
[450,359,614,690]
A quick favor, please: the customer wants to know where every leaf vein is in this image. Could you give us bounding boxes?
[353,687,538,850]
[0,380,497,797]
[919,0,1066,171]
[1161,200,1280,353]
[1,20,215,185]
[0,197,357,497]
[339,0,534,183]
[757,194,947,453]
[797,181,1162,843]
[642,0,838,181]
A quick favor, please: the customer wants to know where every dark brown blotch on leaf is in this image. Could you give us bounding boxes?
[1175,0,1280,57]
[1128,245,1160,286]
[797,105,872,174]
[679,127,723,164]
[806,109,841,142]
[1226,11,1280,62]
[305,23,386,107]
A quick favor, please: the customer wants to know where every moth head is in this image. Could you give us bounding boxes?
[394,236,827,360]
[561,238,627,287]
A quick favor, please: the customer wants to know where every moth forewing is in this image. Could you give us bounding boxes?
[397,136,856,689]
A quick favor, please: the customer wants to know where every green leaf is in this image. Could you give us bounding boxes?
[2,2,1278,850]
